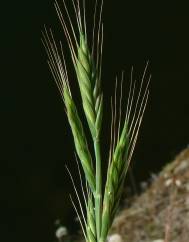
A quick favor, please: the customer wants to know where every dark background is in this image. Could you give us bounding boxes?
[1,1,189,242]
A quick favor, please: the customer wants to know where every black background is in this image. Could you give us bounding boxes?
[1,1,189,242]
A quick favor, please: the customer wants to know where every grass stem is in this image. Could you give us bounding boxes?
[94,138,102,241]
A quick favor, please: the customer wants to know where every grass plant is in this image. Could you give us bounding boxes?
[42,1,150,242]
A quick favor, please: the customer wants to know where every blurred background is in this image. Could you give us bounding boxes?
[1,1,189,242]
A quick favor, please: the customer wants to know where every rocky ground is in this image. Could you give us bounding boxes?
[110,148,189,242]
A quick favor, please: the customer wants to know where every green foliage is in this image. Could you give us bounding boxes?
[43,1,150,242]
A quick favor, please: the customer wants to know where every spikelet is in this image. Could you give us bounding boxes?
[63,87,96,192]
[42,29,96,193]
[75,33,103,140]
[101,121,129,241]
[101,70,150,241]
[54,0,103,141]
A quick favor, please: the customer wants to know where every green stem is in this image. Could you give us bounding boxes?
[94,137,102,241]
